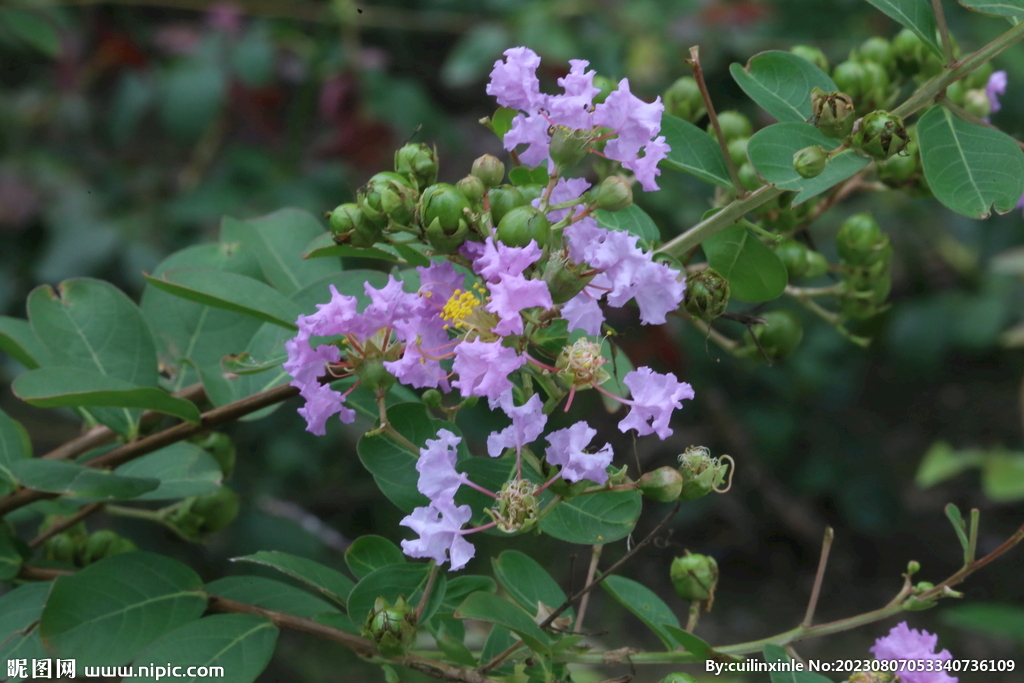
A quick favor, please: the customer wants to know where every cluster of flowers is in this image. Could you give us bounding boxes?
[285,47,690,570]
[870,622,958,683]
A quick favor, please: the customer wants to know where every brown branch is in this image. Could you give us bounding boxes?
[802,526,834,627]
[0,384,298,517]
[688,46,745,197]
[29,503,105,548]
[41,383,206,461]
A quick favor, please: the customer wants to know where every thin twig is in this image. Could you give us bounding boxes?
[932,0,955,65]
[29,503,105,548]
[574,544,604,633]
[802,526,834,627]
[685,601,700,632]
[688,46,745,197]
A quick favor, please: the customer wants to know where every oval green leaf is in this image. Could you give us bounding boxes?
[595,204,661,245]
[0,407,31,492]
[132,614,278,683]
[0,582,50,668]
[492,550,572,622]
[302,232,400,262]
[10,459,159,500]
[0,315,49,369]
[729,51,836,123]
[959,0,1024,14]
[0,525,24,580]
[747,122,871,205]
[231,550,355,609]
[40,552,208,667]
[601,575,680,650]
[864,0,942,57]
[539,488,641,544]
[454,592,551,655]
[114,443,223,500]
[346,535,407,580]
[660,113,733,188]
[13,368,202,424]
[347,563,447,627]
[701,223,788,302]
[981,452,1024,502]
[206,576,340,618]
[917,105,1024,219]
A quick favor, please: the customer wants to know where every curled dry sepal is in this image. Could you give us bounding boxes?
[283,48,694,570]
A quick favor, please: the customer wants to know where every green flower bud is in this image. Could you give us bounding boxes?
[677,445,730,501]
[836,213,884,266]
[45,532,78,564]
[594,176,633,212]
[711,110,753,142]
[683,269,730,322]
[359,171,418,229]
[363,596,418,657]
[945,79,966,106]
[738,162,763,191]
[804,250,829,279]
[355,356,396,395]
[832,60,869,99]
[188,488,241,534]
[963,88,991,119]
[841,269,891,320]
[965,61,994,89]
[810,88,856,140]
[107,537,138,557]
[549,125,593,167]
[487,185,527,226]
[752,310,804,360]
[664,76,706,123]
[892,28,926,75]
[727,137,749,168]
[542,253,595,304]
[421,389,443,408]
[192,432,236,478]
[329,203,362,236]
[850,111,909,161]
[638,466,684,502]
[790,45,830,74]
[906,560,921,575]
[660,675,699,683]
[496,205,551,248]
[420,183,472,253]
[394,142,439,190]
[774,239,812,280]
[487,479,540,533]
[82,529,118,564]
[670,552,719,603]
[457,174,486,203]
[471,154,505,188]
[857,37,894,73]
[592,75,615,105]
[859,60,892,110]
[793,145,828,179]
[877,140,918,185]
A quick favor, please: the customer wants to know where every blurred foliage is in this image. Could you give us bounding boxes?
[2,0,1024,681]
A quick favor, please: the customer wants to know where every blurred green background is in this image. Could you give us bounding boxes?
[1,0,1023,680]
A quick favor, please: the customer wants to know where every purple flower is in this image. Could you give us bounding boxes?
[385,315,452,390]
[298,284,360,337]
[400,499,475,571]
[415,428,467,505]
[869,622,958,683]
[618,367,694,439]
[986,70,1007,115]
[487,274,553,336]
[546,60,600,129]
[486,46,544,112]
[474,238,544,283]
[284,325,355,435]
[545,421,614,484]
[487,393,547,457]
[296,381,354,436]
[561,285,608,335]
[592,79,668,191]
[534,177,591,223]
[451,339,527,406]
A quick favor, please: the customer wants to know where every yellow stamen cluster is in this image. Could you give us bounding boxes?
[441,283,488,330]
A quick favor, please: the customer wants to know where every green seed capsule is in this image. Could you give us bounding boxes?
[711,110,753,142]
[496,205,551,248]
[664,76,706,123]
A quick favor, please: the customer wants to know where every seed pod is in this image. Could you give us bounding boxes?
[496,205,550,248]
[836,213,886,266]
[810,88,856,140]
[664,76,706,123]
[358,171,418,229]
[850,111,909,161]
[670,552,719,602]
[774,239,812,280]
[471,154,505,188]
[710,110,753,142]
[420,183,472,253]
[793,145,828,179]
[487,185,527,226]
[683,269,730,322]
[363,596,418,658]
[594,176,633,212]
[790,45,830,74]
[638,466,684,502]
[394,142,439,190]
[752,310,804,360]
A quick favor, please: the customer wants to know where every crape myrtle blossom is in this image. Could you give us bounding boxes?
[487,47,669,191]
[471,237,553,336]
[400,499,475,571]
[451,338,526,407]
[487,393,547,459]
[869,622,958,683]
[545,422,614,484]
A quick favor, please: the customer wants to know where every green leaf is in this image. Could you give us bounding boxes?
[40,552,208,667]
[0,407,31,492]
[595,204,660,245]
[601,575,679,650]
[915,441,984,489]
[747,122,871,205]
[864,0,942,57]
[917,105,1024,219]
[206,576,340,618]
[455,592,552,654]
[0,582,50,669]
[302,232,400,262]
[981,451,1024,502]
[231,550,355,608]
[480,625,517,676]
[223,210,341,296]
[358,403,470,512]
[492,550,571,621]
[661,624,732,661]
[0,315,50,369]
[144,268,302,330]
[539,489,641,544]
[28,278,161,435]
[944,503,970,556]
[393,243,432,267]
[10,459,159,500]
[490,107,517,140]
[701,223,788,302]
[435,621,478,666]
[0,525,23,580]
[763,643,836,682]
[132,614,278,683]
[114,443,223,500]
[13,368,202,424]
[508,165,550,186]
[346,535,407,580]
[959,0,1024,14]
[942,602,1024,640]
[0,8,60,57]
[729,51,836,123]
[347,563,447,626]
[660,114,733,188]
[141,241,264,395]
[436,575,497,615]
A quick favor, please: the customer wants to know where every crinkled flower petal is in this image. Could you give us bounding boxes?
[622,135,669,192]
[399,500,475,571]
[561,284,607,335]
[385,316,452,390]
[474,238,544,282]
[504,112,554,167]
[869,622,957,683]
[534,177,592,223]
[487,393,547,457]
[452,339,527,406]
[487,274,553,336]
[986,70,1007,114]
[545,421,613,484]
[415,428,466,505]
[618,367,694,439]
[296,382,355,436]
[546,59,599,129]
[486,46,545,112]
